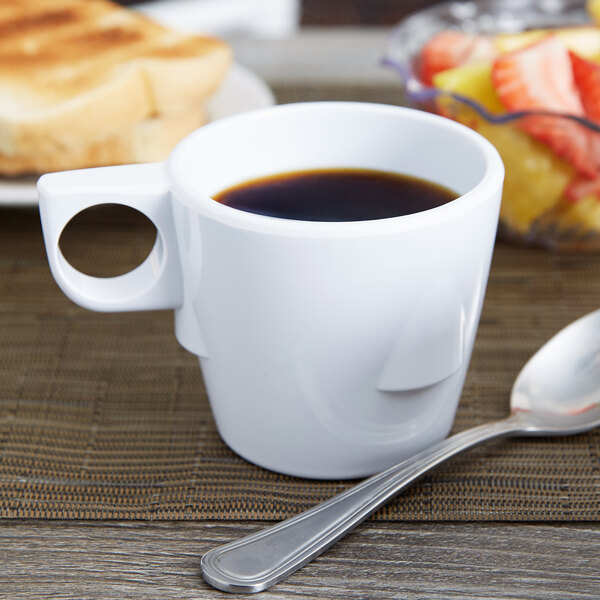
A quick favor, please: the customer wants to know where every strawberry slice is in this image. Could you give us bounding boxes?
[569,50,600,121]
[492,36,600,178]
[565,176,600,202]
[566,52,600,201]
[419,31,497,85]
[493,36,583,113]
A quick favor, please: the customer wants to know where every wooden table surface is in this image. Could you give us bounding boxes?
[1,28,599,599]
[3,521,599,599]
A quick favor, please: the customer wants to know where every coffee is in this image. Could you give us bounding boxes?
[213,168,457,222]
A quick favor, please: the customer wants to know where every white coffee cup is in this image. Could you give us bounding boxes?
[38,102,504,479]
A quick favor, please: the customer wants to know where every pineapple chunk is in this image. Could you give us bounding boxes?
[433,63,504,112]
[494,30,546,54]
[544,195,600,234]
[495,26,600,58]
[587,0,600,25]
[478,121,574,234]
[432,62,573,234]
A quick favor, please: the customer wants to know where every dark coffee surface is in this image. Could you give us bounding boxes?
[214,168,457,222]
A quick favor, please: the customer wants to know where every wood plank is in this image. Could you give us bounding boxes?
[1,521,599,599]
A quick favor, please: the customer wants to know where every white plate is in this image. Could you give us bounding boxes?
[0,63,275,207]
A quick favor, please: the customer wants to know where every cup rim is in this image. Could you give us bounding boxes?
[168,101,504,237]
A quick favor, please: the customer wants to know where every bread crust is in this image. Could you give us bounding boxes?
[0,0,231,160]
[0,106,207,176]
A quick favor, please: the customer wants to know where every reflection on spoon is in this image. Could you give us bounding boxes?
[512,310,600,420]
[202,309,600,594]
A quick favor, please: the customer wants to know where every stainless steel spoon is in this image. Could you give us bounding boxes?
[201,309,600,594]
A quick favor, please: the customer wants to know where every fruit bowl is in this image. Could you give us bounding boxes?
[384,0,600,251]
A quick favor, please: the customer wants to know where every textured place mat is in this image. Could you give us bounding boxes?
[1,205,599,522]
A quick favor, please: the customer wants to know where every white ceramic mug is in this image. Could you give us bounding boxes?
[38,102,504,479]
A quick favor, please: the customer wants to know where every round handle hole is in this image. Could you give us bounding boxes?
[58,204,157,278]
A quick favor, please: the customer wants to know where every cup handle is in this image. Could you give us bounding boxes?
[38,162,183,312]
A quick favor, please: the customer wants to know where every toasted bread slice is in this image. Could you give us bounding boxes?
[0,106,206,175]
[0,0,231,156]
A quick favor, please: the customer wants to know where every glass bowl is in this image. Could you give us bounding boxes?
[384,0,600,251]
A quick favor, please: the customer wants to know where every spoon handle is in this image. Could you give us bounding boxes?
[201,416,522,593]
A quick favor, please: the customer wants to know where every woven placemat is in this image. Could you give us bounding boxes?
[1,205,599,522]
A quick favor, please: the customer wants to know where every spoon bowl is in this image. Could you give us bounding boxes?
[202,309,600,594]
[511,309,600,433]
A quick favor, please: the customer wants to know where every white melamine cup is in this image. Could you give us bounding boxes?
[39,102,504,479]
